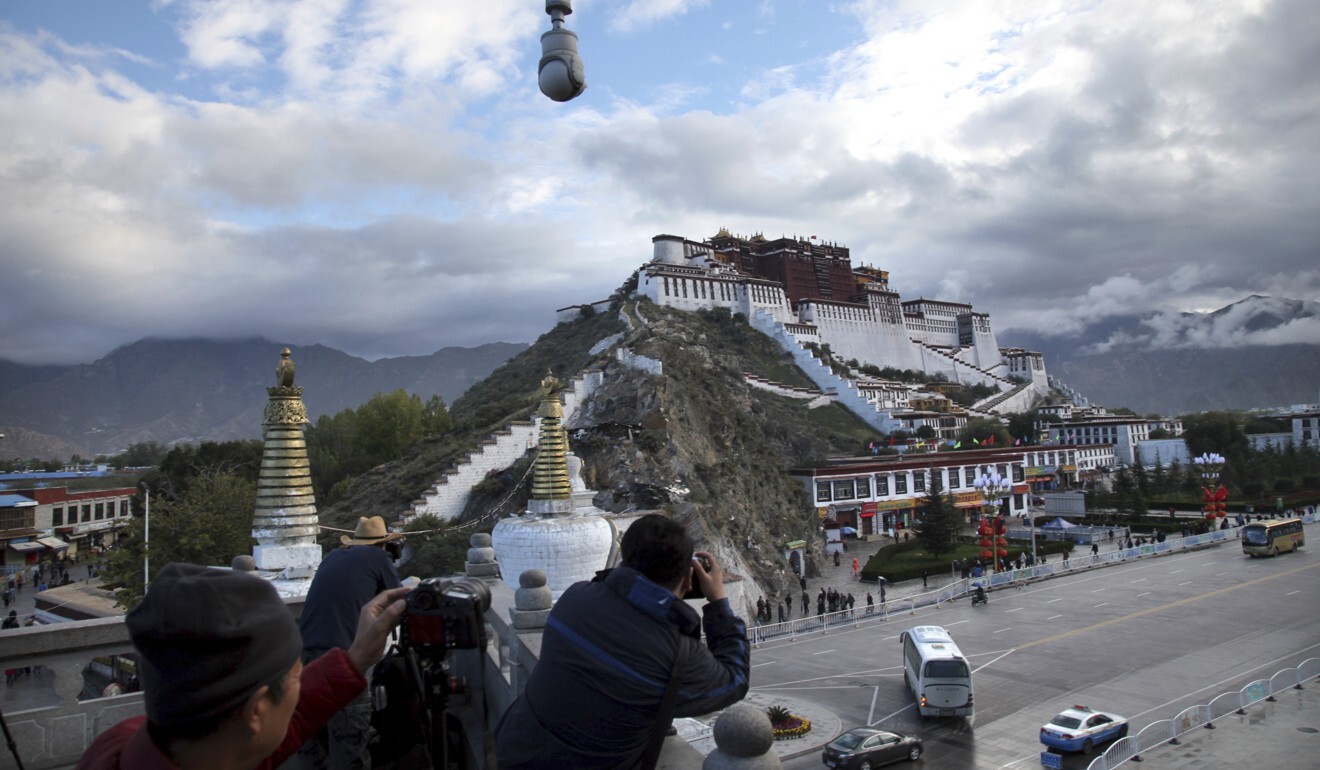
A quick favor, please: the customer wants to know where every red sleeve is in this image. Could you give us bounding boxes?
[261,648,367,769]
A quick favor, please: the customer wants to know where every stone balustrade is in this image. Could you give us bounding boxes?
[0,558,769,770]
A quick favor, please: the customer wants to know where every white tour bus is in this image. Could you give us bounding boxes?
[899,625,974,717]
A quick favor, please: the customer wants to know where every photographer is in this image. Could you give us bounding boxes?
[296,516,403,770]
[495,514,750,769]
[77,562,407,770]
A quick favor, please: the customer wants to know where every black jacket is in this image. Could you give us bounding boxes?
[495,566,750,769]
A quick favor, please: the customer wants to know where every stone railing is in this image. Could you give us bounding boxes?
[0,549,775,770]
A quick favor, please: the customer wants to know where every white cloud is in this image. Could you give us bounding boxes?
[609,0,709,34]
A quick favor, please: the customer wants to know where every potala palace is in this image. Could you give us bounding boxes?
[633,230,1051,430]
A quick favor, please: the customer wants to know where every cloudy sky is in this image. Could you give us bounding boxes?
[1,0,1317,365]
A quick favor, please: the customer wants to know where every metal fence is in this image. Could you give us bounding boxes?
[1085,657,1320,770]
[746,512,1316,647]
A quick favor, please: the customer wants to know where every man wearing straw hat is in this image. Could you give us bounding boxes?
[296,516,403,770]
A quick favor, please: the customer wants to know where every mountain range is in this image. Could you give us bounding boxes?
[0,338,526,459]
[1000,295,1320,416]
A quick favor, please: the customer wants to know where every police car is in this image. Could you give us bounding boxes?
[1039,705,1128,754]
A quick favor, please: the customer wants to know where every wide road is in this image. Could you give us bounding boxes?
[754,540,1320,769]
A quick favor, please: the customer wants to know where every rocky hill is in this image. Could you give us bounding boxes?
[0,337,526,457]
[322,301,878,598]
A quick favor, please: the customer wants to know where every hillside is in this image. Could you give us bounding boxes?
[0,337,526,457]
[322,301,878,596]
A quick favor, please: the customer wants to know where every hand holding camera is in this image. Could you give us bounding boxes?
[687,551,725,602]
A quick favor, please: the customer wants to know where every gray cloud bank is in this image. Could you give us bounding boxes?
[1,0,1318,365]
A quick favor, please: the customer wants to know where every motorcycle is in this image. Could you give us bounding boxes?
[971,589,988,607]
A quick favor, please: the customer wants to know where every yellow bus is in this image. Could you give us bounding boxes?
[1242,518,1304,557]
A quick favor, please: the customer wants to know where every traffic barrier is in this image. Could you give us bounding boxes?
[1085,657,1320,769]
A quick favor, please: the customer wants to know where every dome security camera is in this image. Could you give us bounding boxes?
[539,0,585,102]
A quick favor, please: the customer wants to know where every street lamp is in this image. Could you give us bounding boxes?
[974,471,1013,573]
[1193,452,1227,530]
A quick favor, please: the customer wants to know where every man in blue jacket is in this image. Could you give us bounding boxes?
[495,514,750,769]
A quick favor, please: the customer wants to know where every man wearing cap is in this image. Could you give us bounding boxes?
[295,516,403,770]
[77,562,407,770]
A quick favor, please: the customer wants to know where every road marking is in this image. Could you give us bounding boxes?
[814,650,835,655]
[869,701,916,726]
[1047,614,1063,620]
[1169,569,1183,574]
[1137,592,1151,597]
[947,619,970,626]
[1179,581,1193,586]
[752,661,776,668]
[1130,578,1146,583]
[994,627,1011,633]
[867,684,881,725]
[1287,590,1301,596]
[1005,607,1023,613]
[1091,588,1105,593]
[1094,602,1109,608]
[1214,571,1227,576]
[1017,562,1320,651]
[1047,598,1063,603]
[882,635,901,641]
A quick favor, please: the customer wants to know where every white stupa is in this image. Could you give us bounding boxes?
[492,375,615,600]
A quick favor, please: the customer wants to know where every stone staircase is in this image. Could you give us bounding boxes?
[404,369,607,525]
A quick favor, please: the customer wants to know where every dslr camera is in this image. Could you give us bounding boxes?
[399,577,492,652]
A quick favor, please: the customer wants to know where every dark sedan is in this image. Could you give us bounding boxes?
[822,727,923,769]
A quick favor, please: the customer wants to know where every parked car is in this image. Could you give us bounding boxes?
[1039,705,1128,754]
[822,727,923,768]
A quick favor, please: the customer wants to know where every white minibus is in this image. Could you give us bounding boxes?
[899,625,973,717]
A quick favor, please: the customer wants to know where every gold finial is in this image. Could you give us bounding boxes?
[276,347,296,387]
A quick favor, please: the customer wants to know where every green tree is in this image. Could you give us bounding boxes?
[1181,411,1249,462]
[103,473,256,608]
[398,515,477,580]
[913,471,961,557]
[956,417,1011,448]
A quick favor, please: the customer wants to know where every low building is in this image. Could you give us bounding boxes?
[791,447,1029,538]
[1022,446,1080,489]
[2,487,136,571]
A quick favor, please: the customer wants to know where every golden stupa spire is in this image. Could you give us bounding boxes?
[530,372,572,501]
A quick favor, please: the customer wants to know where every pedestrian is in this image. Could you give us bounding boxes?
[922,570,928,589]
[784,594,792,620]
[777,601,785,624]
[1091,543,1099,557]
[833,551,840,567]
[866,593,874,614]
[801,590,809,615]
[903,531,910,542]
[847,594,855,615]
[2,610,18,630]
[799,575,807,591]
[756,597,766,623]
[817,594,825,616]
[880,584,887,603]
[296,516,404,770]
[851,557,860,577]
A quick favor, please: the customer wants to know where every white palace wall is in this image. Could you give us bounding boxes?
[800,302,924,373]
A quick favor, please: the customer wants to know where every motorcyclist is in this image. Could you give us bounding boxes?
[973,585,988,604]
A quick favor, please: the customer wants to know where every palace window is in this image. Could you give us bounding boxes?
[913,472,926,493]
[834,480,856,500]
[895,475,908,494]
[1013,466,1024,482]
[816,482,832,503]
[964,467,975,486]
[876,476,890,496]
[82,505,92,523]
[120,500,129,517]
[53,507,64,527]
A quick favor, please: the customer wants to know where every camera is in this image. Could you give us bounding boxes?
[683,555,711,600]
[399,577,492,652]
[539,0,586,102]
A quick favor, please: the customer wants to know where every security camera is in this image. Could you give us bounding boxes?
[539,0,585,102]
